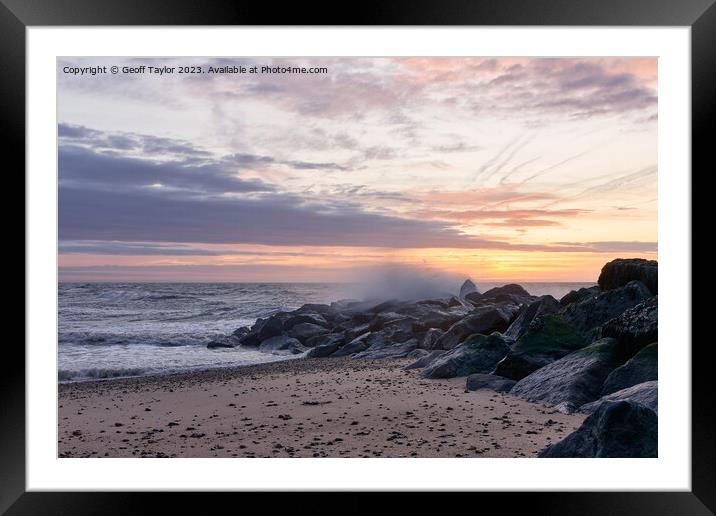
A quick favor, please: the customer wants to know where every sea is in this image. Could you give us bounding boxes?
[58,281,595,382]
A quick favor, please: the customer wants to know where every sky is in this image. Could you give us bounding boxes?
[57,57,657,283]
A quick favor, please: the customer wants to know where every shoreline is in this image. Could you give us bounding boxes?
[59,357,585,458]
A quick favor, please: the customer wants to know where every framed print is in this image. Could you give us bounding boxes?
[7,0,712,513]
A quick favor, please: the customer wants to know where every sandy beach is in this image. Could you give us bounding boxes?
[59,357,585,458]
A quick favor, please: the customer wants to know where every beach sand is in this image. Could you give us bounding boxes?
[58,357,585,458]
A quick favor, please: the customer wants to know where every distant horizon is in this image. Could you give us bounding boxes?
[58,57,657,282]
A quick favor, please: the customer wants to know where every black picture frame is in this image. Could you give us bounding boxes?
[5,0,711,513]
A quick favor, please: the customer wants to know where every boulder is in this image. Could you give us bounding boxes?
[601,343,657,395]
[559,286,600,307]
[258,335,306,354]
[420,328,445,350]
[238,314,289,347]
[343,323,371,342]
[598,258,658,295]
[539,400,657,458]
[581,381,658,415]
[493,315,587,380]
[410,306,471,332]
[352,338,419,360]
[206,335,240,349]
[282,313,329,330]
[232,326,250,339]
[286,322,329,344]
[405,348,430,360]
[331,333,372,357]
[559,280,651,340]
[434,305,516,350]
[459,279,478,300]
[466,283,534,307]
[294,303,339,318]
[421,333,511,379]
[599,297,657,356]
[305,334,345,358]
[503,295,560,341]
[465,373,516,393]
[404,350,445,370]
[509,338,625,413]
[368,312,413,332]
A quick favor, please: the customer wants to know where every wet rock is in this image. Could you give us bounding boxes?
[581,381,658,415]
[306,334,345,358]
[405,348,430,360]
[465,373,516,393]
[353,338,418,360]
[282,313,329,330]
[510,338,625,413]
[598,258,658,295]
[434,305,516,350]
[559,280,651,340]
[286,322,329,344]
[601,342,657,395]
[539,400,657,457]
[559,286,600,307]
[404,350,445,370]
[599,297,657,356]
[206,335,241,349]
[503,295,560,341]
[330,333,372,357]
[459,279,478,300]
[258,335,306,354]
[421,333,511,379]
[420,328,445,350]
[466,284,534,307]
[493,315,587,380]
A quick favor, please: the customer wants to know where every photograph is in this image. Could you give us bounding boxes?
[56,56,658,459]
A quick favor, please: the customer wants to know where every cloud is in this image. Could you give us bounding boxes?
[553,241,658,253]
[59,144,271,195]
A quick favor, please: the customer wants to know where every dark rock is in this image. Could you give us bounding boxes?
[232,326,250,339]
[581,381,658,415]
[599,297,657,356]
[258,335,306,354]
[559,280,651,340]
[410,306,471,332]
[598,258,658,295]
[305,332,344,349]
[459,279,478,299]
[404,350,445,370]
[368,312,412,331]
[539,400,657,458]
[282,313,329,330]
[420,328,445,350]
[330,333,372,357]
[294,303,339,318]
[466,283,534,306]
[509,338,625,413]
[435,305,516,350]
[306,334,345,358]
[239,314,290,347]
[601,343,657,395]
[465,373,516,392]
[352,338,419,360]
[503,295,560,341]
[206,335,240,349]
[286,322,329,343]
[405,348,430,360]
[421,333,511,379]
[493,315,587,380]
[369,299,403,314]
[559,286,600,307]
[343,323,371,342]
